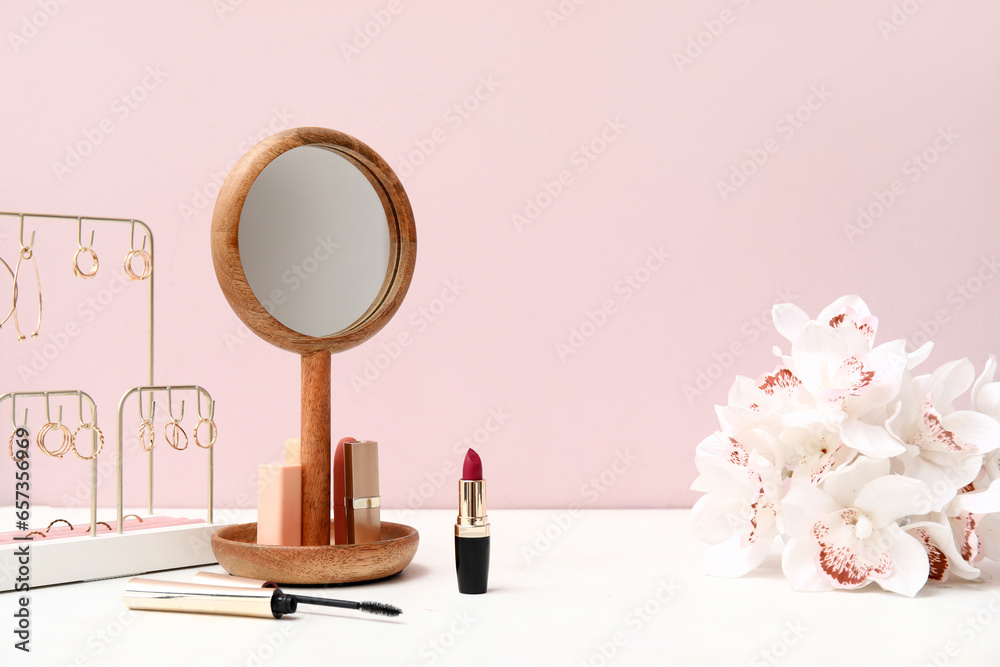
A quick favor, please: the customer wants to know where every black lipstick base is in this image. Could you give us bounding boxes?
[455,535,490,594]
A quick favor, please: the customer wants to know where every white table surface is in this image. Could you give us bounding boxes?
[2,508,1000,666]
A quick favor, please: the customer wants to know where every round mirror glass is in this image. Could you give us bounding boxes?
[237,145,392,337]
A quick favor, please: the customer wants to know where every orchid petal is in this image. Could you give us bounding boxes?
[772,303,810,344]
[839,418,906,458]
[972,355,998,413]
[907,341,934,370]
[781,537,832,592]
[929,358,976,411]
[822,456,890,508]
[947,410,1000,454]
[875,524,930,597]
[703,532,777,577]
[957,477,1000,515]
[853,475,930,526]
[780,481,839,538]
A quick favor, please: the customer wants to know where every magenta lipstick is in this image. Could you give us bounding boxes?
[455,448,490,594]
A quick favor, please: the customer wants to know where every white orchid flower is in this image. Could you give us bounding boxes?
[780,457,930,596]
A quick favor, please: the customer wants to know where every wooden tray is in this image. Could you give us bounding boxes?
[211,520,418,585]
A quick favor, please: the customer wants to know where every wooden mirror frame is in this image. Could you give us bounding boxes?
[212,127,416,354]
[211,127,416,548]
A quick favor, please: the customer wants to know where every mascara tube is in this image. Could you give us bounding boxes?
[123,578,296,618]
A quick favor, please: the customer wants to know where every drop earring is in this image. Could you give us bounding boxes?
[0,250,14,329]
[124,220,152,281]
[73,217,99,278]
[12,215,41,340]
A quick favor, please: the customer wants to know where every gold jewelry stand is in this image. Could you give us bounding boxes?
[116,385,217,531]
[1,390,101,535]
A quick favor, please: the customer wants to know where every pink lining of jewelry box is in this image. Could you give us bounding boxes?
[0,516,205,544]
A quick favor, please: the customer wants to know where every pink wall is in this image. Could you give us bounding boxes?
[1,1,999,512]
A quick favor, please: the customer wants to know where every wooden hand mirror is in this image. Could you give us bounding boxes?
[211,127,416,577]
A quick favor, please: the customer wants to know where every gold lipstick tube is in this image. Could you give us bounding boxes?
[123,578,283,618]
[344,440,381,544]
[455,479,490,538]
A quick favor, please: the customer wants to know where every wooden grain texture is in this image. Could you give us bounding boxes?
[301,352,331,546]
[211,521,419,584]
[210,126,417,356]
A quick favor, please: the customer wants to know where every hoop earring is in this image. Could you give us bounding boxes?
[73,247,99,278]
[123,249,151,280]
[46,519,73,532]
[0,254,15,328]
[12,245,41,340]
[37,422,72,458]
[138,419,155,452]
[85,521,112,534]
[124,221,152,281]
[71,422,104,460]
[8,427,28,463]
[193,418,217,449]
[165,420,188,451]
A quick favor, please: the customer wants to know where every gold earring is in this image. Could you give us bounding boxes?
[165,420,188,451]
[12,245,41,341]
[193,418,217,449]
[138,418,155,452]
[37,422,72,458]
[85,521,112,534]
[73,218,98,278]
[71,422,104,460]
[124,221,152,281]
[46,519,73,532]
[24,531,46,539]
[8,427,28,463]
[0,254,15,329]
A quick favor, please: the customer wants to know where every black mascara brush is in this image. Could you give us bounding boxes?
[277,593,402,617]
[123,577,403,619]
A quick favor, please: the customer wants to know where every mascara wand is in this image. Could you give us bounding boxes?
[273,593,402,617]
[123,577,403,620]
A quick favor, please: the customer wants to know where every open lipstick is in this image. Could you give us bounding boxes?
[455,448,490,594]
